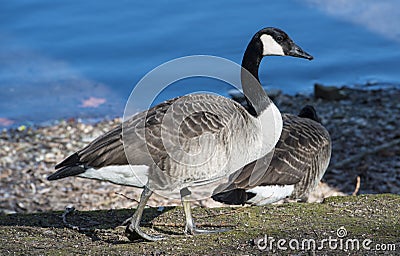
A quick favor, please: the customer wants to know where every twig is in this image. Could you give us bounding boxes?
[62,206,97,232]
[331,138,400,169]
[148,222,184,227]
[149,222,235,228]
[62,206,79,230]
[312,229,320,239]
[115,192,140,204]
[191,222,236,228]
[115,192,160,211]
[352,176,361,196]
[196,206,248,219]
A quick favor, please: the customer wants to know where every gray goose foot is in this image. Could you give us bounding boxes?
[124,186,164,241]
[181,187,230,236]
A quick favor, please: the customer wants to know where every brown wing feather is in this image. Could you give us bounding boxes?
[50,94,246,181]
[215,113,330,191]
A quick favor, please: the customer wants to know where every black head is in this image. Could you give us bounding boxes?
[254,27,313,60]
[298,105,321,123]
[241,27,314,117]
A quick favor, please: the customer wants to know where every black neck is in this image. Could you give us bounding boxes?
[241,37,270,117]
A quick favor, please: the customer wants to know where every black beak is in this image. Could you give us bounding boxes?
[289,43,313,60]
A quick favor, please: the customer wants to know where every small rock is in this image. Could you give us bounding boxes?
[42,230,56,236]
[44,152,56,163]
[314,83,347,100]
[265,88,282,101]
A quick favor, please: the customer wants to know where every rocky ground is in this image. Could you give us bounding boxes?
[273,86,400,196]
[1,85,399,214]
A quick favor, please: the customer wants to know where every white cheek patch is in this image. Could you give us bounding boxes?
[260,34,285,56]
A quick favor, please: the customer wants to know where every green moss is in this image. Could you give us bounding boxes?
[1,194,399,255]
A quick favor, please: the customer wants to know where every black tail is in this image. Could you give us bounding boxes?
[55,152,80,169]
[211,189,255,206]
[47,165,86,181]
[47,153,86,181]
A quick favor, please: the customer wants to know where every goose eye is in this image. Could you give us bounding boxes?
[276,36,283,43]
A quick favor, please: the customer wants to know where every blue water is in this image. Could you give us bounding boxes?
[1,0,400,127]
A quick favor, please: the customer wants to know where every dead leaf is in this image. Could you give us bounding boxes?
[0,117,14,126]
[80,97,106,108]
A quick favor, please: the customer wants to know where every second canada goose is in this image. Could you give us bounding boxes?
[47,27,313,241]
[212,105,332,205]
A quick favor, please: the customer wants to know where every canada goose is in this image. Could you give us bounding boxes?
[47,27,313,241]
[212,105,331,205]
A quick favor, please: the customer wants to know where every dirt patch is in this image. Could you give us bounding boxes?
[0,194,399,255]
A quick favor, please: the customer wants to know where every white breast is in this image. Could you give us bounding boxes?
[257,102,283,155]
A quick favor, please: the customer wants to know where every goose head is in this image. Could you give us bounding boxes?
[241,27,313,117]
[242,28,313,77]
[298,105,321,123]
[255,27,313,60]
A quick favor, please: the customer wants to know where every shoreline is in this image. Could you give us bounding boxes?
[1,85,399,214]
[2,83,399,131]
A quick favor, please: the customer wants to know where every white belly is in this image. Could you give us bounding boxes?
[78,165,148,187]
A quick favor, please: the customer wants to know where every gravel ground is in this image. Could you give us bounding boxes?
[1,86,399,214]
[273,86,400,196]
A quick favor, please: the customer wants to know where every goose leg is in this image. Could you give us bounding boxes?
[180,187,230,235]
[125,186,164,241]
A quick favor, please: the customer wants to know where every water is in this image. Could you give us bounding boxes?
[1,0,400,127]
